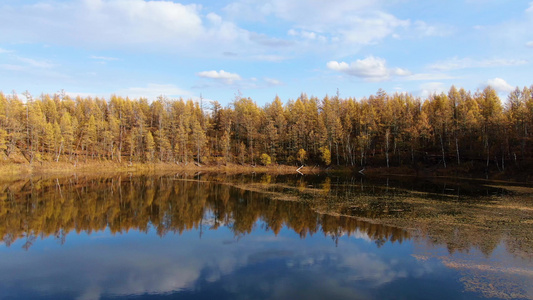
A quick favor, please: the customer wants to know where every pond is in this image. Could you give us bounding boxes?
[0,173,532,300]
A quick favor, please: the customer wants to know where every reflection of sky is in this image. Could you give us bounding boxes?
[412,241,533,300]
[0,221,478,300]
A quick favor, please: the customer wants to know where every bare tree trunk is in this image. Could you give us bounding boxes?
[55,141,62,162]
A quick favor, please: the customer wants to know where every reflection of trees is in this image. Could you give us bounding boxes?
[2,173,530,258]
[296,175,531,258]
[224,174,533,258]
[0,175,408,249]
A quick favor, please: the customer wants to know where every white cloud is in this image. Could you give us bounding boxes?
[419,82,447,98]
[327,56,411,81]
[404,73,456,81]
[225,0,376,26]
[527,1,533,13]
[90,56,119,61]
[250,54,289,62]
[0,0,250,56]
[301,31,317,40]
[206,12,222,25]
[412,20,453,37]
[0,48,12,54]
[65,91,106,99]
[288,29,325,41]
[197,70,242,84]
[429,57,528,71]
[264,77,283,86]
[0,0,453,62]
[224,0,440,49]
[526,41,533,47]
[0,53,57,77]
[16,56,54,68]
[484,2,533,52]
[338,12,410,45]
[116,83,192,99]
[0,64,26,72]
[195,72,282,90]
[485,78,514,93]
[249,33,293,48]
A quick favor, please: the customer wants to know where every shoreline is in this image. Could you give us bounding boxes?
[0,160,322,177]
[1,160,531,183]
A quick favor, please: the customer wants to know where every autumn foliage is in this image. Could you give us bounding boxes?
[1,85,532,172]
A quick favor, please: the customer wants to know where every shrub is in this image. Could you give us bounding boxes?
[296,148,307,165]
[260,153,272,166]
[319,146,331,166]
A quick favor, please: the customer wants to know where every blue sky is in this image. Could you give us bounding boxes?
[0,0,532,106]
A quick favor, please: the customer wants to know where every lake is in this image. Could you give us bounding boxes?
[0,173,532,300]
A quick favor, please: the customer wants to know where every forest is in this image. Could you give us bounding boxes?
[1,85,532,173]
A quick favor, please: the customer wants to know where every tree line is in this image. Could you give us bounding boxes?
[1,85,532,171]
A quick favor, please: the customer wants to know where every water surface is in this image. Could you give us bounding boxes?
[0,174,531,299]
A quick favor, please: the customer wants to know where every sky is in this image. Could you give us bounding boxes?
[0,0,532,106]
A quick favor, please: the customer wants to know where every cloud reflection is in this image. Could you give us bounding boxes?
[0,227,421,300]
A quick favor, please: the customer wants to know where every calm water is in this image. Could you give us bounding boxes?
[0,174,532,300]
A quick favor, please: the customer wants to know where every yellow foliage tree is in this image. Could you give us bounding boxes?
[260,153,271,166]
[297,148,307,165]
[319,146,331,166]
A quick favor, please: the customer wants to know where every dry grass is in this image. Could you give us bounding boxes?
[0,161,320,177]
[484,184,533,195]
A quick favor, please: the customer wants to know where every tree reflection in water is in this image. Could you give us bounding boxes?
[1,173,532,299]
[0,174,408,249]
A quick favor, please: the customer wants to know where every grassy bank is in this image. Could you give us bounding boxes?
[2,159,531,183]
[0,160,321,177]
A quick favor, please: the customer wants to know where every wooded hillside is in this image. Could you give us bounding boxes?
[1,86,532,172]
